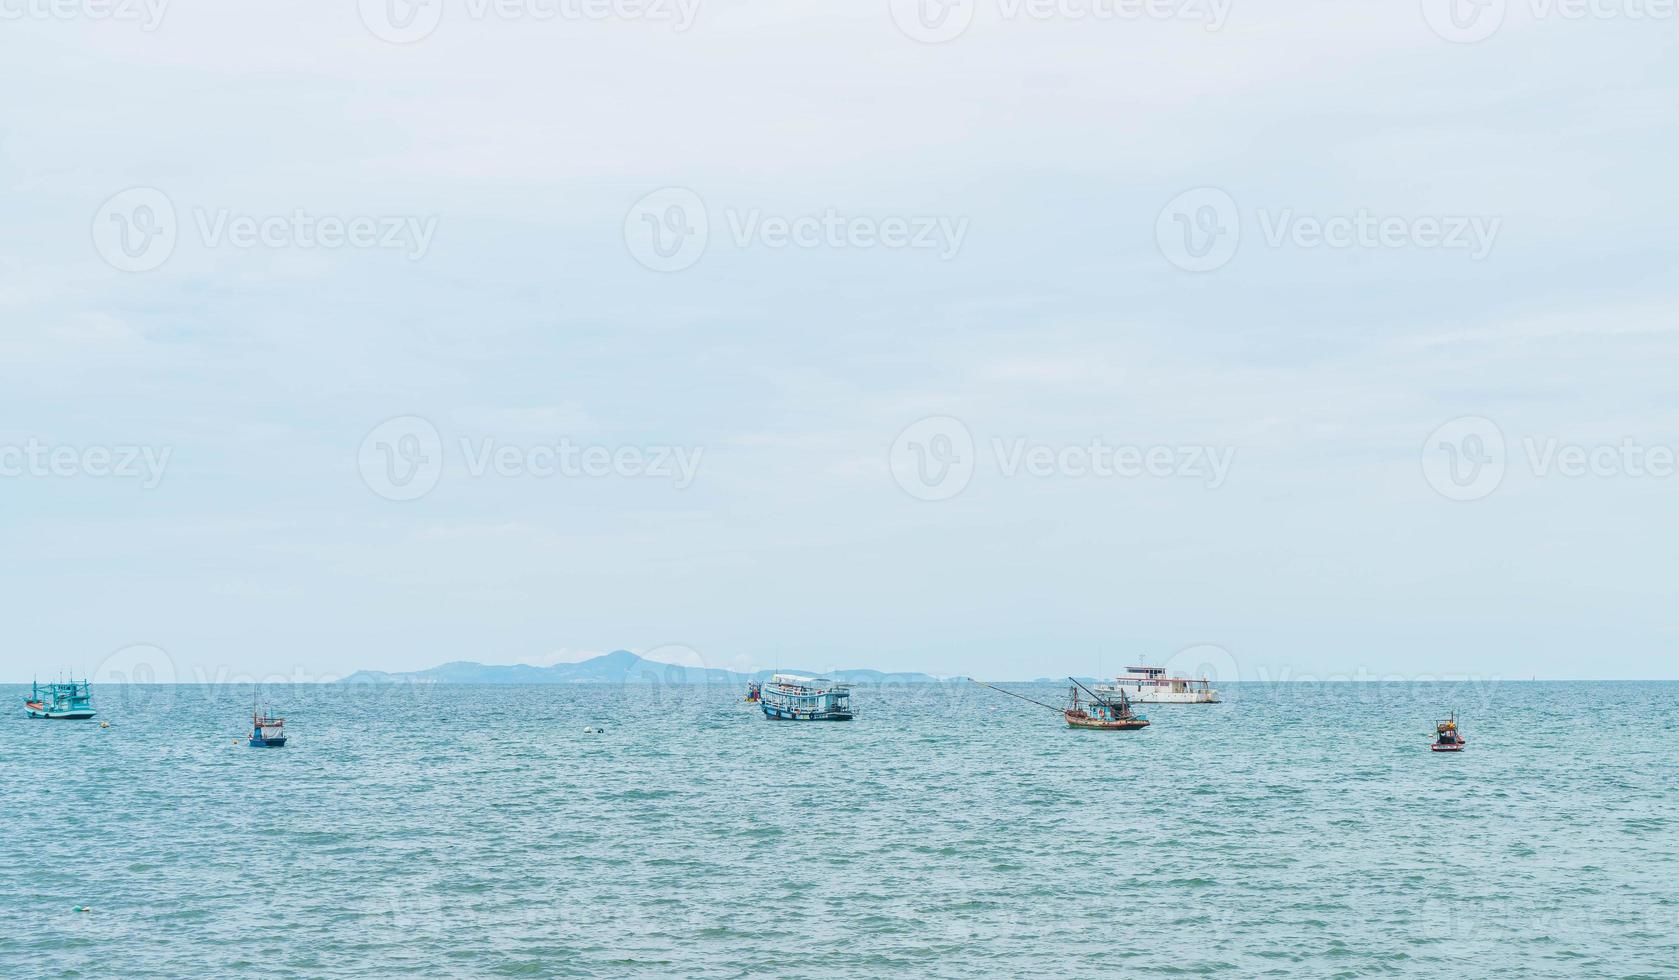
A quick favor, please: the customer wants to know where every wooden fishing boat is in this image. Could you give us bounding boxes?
[1064,684,1149,730]
[971,677,1150,732]
[1431,712,1466,752]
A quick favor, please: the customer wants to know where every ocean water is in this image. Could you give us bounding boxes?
[3,680,1675,978]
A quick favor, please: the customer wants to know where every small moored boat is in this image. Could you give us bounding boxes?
[25,679,96,720]
[249,709,287,748]
[1431,712,1465,753]
[760,674,853,721]
[744,682,761,703]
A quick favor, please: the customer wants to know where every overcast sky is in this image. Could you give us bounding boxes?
[2,0,1675,682]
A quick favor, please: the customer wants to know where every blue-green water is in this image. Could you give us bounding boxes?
[3,681,1675,978]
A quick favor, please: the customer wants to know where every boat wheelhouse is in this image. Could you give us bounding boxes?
[759,674,854,721]
[1431,712,1465,753]
[249,710,287,748]
[1095,665,1219,704]
[25,679,96,720]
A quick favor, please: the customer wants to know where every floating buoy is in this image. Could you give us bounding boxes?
[583,726,605,734]
[99,721,110,729]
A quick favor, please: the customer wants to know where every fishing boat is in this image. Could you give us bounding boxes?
[744,682,761,703]
[249,709,287,748]
[1431,712,1466,753]
[24,678,96,720]
[1063,681,1150,730]
[1095,665,1219,704]
[971,677,1150,731]
[759,674,854,721]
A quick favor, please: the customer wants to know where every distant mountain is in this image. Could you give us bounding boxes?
[340,650,946,685]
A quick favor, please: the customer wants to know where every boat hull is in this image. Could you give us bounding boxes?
[1431,742,1465,752]
[1065,712,1149,731]
[25,706,96,720]
[249,737,288,748]
[762,705,853,721]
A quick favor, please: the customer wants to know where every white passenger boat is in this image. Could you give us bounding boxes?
[1093,665,1219,704]
[759,674,854,721]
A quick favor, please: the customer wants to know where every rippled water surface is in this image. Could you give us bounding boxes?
[3,681,1676,977]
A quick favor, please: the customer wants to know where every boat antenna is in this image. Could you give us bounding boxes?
[967,678,1063,714]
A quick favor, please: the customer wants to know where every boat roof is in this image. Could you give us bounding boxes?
[769,673,850,688]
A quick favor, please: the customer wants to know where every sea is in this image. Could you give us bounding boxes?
[3,680,1675,978]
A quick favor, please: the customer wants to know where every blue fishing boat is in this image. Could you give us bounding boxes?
[760,674,854,721]
[249,709,287,748]
[25,679,96,720]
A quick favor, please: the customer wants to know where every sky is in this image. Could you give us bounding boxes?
[2,0,1676,683]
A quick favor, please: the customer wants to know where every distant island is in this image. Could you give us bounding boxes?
[340,649,948,685]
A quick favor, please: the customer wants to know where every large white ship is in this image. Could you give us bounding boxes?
[1094,665,1220,704]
